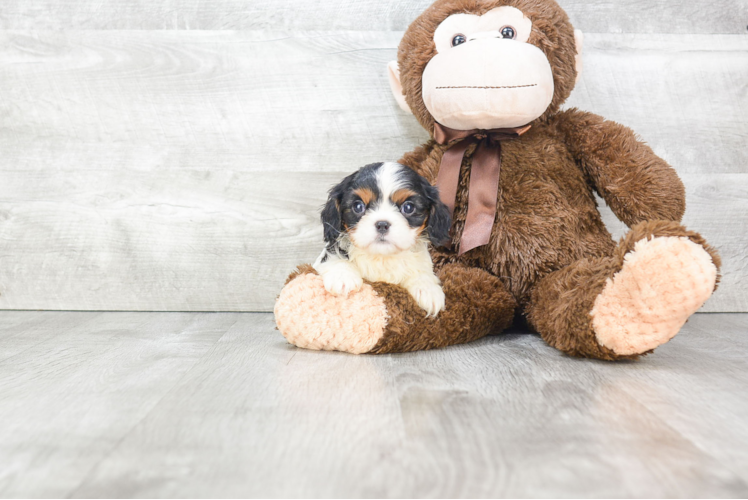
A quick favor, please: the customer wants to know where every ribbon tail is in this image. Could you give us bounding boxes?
[435,140,470,219]
[459,140,501,255]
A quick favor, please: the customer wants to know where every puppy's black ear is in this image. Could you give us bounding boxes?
[321,198,342,246]
[425,184,452,247]
[321,172,356,246]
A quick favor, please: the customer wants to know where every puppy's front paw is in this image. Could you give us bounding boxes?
[322,267,363,297]
[409,282,446,317]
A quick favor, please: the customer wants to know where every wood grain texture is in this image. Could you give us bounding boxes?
[0,171,336,311]
[0,31,746,311]
[0,311,747,497]
[0,0,746,33]
[0,30,424,175]
[1,32,746,174]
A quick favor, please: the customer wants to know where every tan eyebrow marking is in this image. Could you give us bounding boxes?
[392,188,417,205]
[353,188,376,205]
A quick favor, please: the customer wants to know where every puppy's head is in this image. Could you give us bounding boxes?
[322,162,451,256]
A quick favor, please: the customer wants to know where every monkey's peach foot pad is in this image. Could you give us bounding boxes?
[591,236,718,356]
[274,273,388,354]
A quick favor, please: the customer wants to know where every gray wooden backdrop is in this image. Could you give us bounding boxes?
[0,1,746,312]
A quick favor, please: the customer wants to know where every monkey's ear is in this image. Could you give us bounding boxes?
[387,61,412,114]
[574,29,584,84]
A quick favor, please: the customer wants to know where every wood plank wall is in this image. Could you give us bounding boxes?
[0,1,746,312]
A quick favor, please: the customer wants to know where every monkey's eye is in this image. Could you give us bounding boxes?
[451,34,467,47]
[401,201,416,216]
[500,26,516,39]
[352,200,365,214]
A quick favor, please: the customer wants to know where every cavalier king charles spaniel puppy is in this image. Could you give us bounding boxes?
[313,162,452,317]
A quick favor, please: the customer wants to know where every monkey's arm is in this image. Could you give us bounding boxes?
[552,108,685,226]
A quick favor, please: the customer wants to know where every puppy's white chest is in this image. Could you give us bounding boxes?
[349,243,433,287]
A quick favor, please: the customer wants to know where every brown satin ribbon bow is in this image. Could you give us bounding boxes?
[434,122,531,255]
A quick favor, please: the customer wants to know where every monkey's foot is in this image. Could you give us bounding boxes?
[590,236,718,356]
[275,272,387,354]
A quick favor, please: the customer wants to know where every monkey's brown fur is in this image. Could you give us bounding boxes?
[277,0,720,359]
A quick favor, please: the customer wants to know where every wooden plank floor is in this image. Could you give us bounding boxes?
[1,313,747,497]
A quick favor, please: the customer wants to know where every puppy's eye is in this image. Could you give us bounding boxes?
[352,200,365,214]
[451,34,467,47]
[500,26,516,39]
[401,201,416,215]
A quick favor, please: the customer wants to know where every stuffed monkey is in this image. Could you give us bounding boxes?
[274,0,721,360]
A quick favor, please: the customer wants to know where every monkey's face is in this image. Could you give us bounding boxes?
[389,0,582,133]
[422,6,553,130]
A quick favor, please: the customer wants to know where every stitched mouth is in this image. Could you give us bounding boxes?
[436,84,538,89]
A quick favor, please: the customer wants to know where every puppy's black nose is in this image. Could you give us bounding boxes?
[375,221,391,234]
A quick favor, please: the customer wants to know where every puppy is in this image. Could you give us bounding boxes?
[313,162,452,317]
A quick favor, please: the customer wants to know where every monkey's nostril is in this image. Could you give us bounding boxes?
[375,221,391,234]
